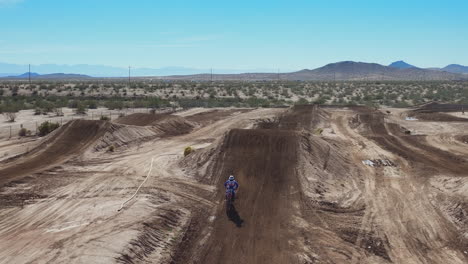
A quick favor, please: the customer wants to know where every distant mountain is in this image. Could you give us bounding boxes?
[289,61,464,80]
[1,61,467,80]
[11,72,40,78]
[36,73,92,79]
[0,62,276,77]
[442,64,468,74]
[166,61,468,81]
[389,61,417,69]
[3,72,91,79]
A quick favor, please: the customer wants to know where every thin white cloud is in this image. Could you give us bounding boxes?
[137,44,196,48]
[0,0,24,4]
[178,35,219,43]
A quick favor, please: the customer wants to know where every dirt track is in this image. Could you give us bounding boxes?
[0,120,109,186]
[0,106,468,263]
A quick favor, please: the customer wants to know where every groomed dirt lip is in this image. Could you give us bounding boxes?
[407,102,468,122]
[179,128,303,264]
[412,102,468,113]
[114,113,175,126]
[411,112,468,122]
[183,109,253,126]
[114,113,195,136]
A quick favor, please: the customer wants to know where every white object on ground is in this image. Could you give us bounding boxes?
[405,117,418,121]
[118,157,154,211]
[362,160,375,167]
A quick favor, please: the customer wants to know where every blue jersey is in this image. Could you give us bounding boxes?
[224,180,239,191]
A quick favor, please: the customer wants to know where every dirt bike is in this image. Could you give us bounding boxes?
[225,189,235,214]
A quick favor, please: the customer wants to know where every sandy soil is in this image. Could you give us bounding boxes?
[0,105,467,263]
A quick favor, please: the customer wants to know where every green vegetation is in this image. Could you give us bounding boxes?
[184,146,194,156]
[38,121,60,136]
[18,127,31,137]
[0,80,466,110]
[108,145,115,152]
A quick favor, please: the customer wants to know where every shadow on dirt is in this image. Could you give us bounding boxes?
[227,204,244,227]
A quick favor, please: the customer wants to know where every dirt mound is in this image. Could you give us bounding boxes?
[94,123,160,151]
[411,112,468,122]
[114,113,173,126]
[151,116,194,136]
[0,120,109,186]
[408,102,468,121]
[413,102,468,113]
[191,129,302,263]
[256,104,329,130]
[185,109,252,126]
[115,113,194,136]
[175,105,374,263]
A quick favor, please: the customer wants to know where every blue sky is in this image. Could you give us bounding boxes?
[0,0,467,71]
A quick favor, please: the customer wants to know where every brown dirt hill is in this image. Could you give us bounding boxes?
[0,119,174,187]
[174,106,377,263]
[407,102,468,122]
[114,113,194,136]
[198,129,303,263]
[256,104,330,130]
[411,112,468,122]
[412,102,468,113]
[114,113,171,126]
[0,120,110,186]
[184,109,252,126]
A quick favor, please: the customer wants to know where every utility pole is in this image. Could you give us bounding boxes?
[128,66,131,88]
[28,64,31,86]
[210,68,213,82]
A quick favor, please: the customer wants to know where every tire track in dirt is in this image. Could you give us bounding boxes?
[337,108,468,263]
[355,109,468,175]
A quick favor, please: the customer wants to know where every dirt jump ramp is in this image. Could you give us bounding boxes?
[115,113,194,136]
[0,120,110,186]
[176,105,364,263]
[198,128,302,263]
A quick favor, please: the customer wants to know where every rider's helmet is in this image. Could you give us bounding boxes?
[229,175,234,181]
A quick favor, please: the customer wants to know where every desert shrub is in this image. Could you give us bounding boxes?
[314,128,324,135]
[34,108,42,115]
[75,103,87,115]
[100,115,110,121]
[108,145,115,152]
[3,112,17,122]
[149,108,156,114]
[105,100,124,110]
[37,101,55,113]
[67,100,79,108]
[38,121,60,136]
[18,128,31,137]
[184,146,194,156]
[86,100,98,109]
[54,108,64,116]
[295,97,309,105]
